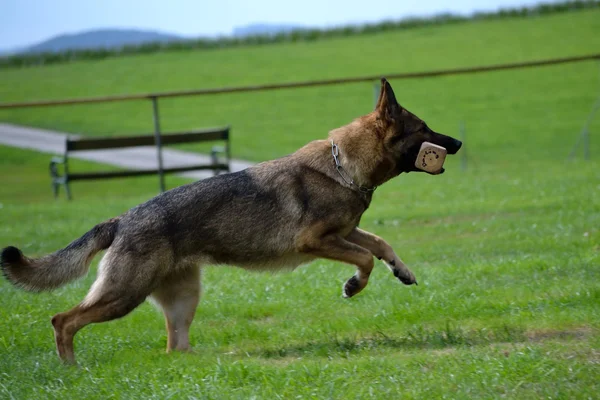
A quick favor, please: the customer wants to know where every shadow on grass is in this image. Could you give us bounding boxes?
[250,323,549,359]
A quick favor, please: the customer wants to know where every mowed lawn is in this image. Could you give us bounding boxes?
[0,142,598,398]
[1,7,600,400]
[0,9,599,163]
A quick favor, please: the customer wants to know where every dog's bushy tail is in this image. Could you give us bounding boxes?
[1,218,120,292]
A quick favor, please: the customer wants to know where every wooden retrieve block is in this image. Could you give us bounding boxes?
[415,142,447,174]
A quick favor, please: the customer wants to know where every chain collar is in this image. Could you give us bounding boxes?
[331,140,377,194]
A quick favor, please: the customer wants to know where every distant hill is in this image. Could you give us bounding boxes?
[2,0,599,68]
[23,29,183,54]
[233,23,305,37]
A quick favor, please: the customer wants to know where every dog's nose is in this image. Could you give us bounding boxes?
[448,139,462,154]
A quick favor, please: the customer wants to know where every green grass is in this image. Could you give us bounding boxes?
[0,142,598,398]
[1,8,600,399]
[1,9,600,162]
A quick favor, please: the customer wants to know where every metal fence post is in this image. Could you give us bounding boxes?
[460,120,467,171]
[584,125,590,161]
[568,95,599,161]
[151,96,166,192]
[373,82,380,108]
[569,62,600,161]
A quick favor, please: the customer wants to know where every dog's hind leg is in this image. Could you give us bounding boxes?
[150,265,200,353]
[51,251,167,364]
[51,290,148,364]
[346,228,417,285]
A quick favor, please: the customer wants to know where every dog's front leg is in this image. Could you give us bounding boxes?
[297,233,374,298]
[346,228,417,285]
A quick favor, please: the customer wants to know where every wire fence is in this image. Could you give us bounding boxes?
[0,53,598,109]
[1,53,598,165]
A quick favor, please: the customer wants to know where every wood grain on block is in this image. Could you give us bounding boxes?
[415,142,447,173]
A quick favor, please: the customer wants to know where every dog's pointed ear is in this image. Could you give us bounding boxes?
[375,78,401,121]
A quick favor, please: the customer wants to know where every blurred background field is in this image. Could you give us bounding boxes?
[1,8,599,163]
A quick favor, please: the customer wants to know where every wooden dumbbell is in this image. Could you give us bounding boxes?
[415,142,447,174]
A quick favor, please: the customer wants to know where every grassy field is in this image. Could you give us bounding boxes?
[1,7,600,400]
[1,9,600,163]
[0,144,598,398]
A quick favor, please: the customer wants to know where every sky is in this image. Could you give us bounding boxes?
[1,0,552,50]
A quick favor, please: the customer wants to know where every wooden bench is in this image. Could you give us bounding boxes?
[50,127,230,200]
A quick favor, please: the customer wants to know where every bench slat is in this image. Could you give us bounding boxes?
[68,164,230,181]
[67,127,229,151]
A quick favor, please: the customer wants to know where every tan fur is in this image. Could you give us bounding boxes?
[1,78,462,364]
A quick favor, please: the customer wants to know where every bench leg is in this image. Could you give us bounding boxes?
[211,151,218,176]
[65,181,72,201]
[52,181,59,199]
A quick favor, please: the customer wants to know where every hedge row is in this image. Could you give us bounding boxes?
[2,0,598,69]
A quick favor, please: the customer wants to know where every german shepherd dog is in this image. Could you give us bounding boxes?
[1,79,461,363]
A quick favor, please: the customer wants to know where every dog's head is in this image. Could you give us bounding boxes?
[373,78,462,176]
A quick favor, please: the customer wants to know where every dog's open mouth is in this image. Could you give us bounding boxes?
[415,138,462,174]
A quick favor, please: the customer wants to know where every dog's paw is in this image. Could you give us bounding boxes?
[343,275,362,298]
[392,268,417,286]
[384,258,417,286]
